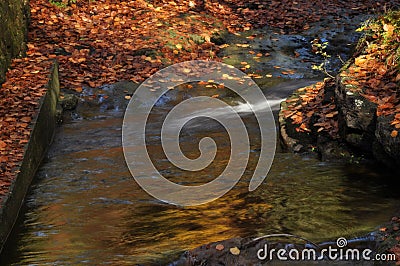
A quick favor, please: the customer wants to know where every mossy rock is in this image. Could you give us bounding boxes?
[0,0,29,84]
[60,94,79,110]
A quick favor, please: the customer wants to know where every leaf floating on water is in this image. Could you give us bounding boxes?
[230,247,240,255]
[391,130,398,138]
[215,244,224,251]
[236,43,250,48]
[124,95,131,100]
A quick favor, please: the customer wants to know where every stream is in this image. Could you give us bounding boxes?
[3,14,400,266]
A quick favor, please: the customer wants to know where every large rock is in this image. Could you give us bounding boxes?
[279,63,400,169]
[374,115,400,168]
[335,74,377,152]
[335,68,400,169]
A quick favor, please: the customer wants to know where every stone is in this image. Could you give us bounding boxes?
[60,94,79,110]
[374,115,400,168]
[335,76,377,132]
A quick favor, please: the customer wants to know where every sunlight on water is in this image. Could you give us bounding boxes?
[3,84,400,265]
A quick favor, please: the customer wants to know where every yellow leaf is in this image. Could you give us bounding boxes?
[230,247,240,255]
[125,95,131,100]
[383,24,394,37]
[354,56,367,67]
[176,44,183,50]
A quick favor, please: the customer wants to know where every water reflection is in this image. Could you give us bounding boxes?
[3,85,400,265]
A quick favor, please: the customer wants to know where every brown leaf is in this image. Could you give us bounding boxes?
[21,117,31,123]
[0,141,7,150]
[215,244,224,251]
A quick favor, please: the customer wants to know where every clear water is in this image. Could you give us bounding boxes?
[2,82,400,265]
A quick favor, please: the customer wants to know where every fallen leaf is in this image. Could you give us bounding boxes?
[21,117,31,123]
[325,111,338,118]
[230,247,240,255]
[0,141,7,150]
[216,244,224,251]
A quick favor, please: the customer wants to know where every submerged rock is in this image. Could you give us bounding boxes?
[171,235,379,266]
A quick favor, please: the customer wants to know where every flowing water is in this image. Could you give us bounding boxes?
[3,16,400,265]
[2,80,400,265]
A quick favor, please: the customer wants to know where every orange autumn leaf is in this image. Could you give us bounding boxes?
[215,244,224,251]
[0,140,7,150]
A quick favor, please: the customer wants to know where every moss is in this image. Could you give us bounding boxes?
[0,0,30,84]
